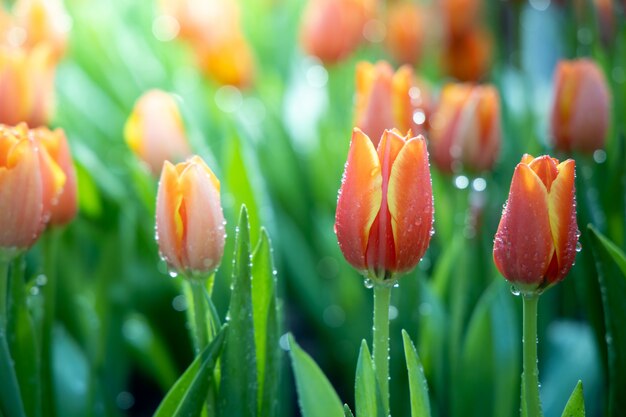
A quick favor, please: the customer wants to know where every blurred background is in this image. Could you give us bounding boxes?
[1,0,625,416]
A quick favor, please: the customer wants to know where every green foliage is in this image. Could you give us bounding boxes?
[354,340,386,417]
[402,330,432,417]
[560,381,585,417]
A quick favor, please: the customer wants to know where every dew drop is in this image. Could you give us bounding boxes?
[575,242,582,252]
[364,278,374,289]
[510,285,521,296]
[168,270,178,278]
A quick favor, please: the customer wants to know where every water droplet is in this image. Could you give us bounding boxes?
[593,149,607,164]
[279,333,291,351]
[30,286,40,296]
[454,175,469,190]
[510,285,521,296]
[364,278,374,289]
[575,242,582,252]
[472,177,487,192]
[168,270,178,278]
[388,305,399,320]
[35,274,47,286]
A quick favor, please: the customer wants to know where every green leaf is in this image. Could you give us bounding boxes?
[587,225,626,415]
[402,330,432,417]
[344,404,355,417]
[218,207,258,417]
[560,381,585,417]
[288,334,344,417]
[7,256,41,417]
[355,340,385,417]
[153,325,227,417]
[251,229,280,417]
[0,330,26,417]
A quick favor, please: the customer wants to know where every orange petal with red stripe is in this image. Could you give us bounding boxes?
[156,161,184,270]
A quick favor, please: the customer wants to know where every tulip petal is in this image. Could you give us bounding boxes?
[547,159,577,282]
[493,163,554,285]
[335,129,382,271]
[156,161,184,270]
[355,62,395,147]
[179,159,225,272]
[528,155,558,191]
[387,135,433,272]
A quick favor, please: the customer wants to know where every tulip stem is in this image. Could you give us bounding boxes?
[0,259,8,329]
[522,293,543,417]
[42,228,61,417]
[373,284,391,415]
[189,281,209,354]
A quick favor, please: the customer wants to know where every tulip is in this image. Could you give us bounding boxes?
[550,59,610,154]
[335,128,433,283]
[355,61,431,147]
[439,0,481,38]
[12,0,70,61]
[0,44,55,127]
[156,155,225,275]
[300,0,370,64]
[194,34,255,88]
[124,90,192,175]
[429,83,501,173]
[0,123,65,249]
[493,154,578,292]
[441,28,492,82]
[384,2,424,66]
[33,127,77,226]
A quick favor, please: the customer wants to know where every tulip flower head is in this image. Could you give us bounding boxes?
[355,61,431,147]
[335,128,434,284]
[156,156,226,277]
[429,83,501,173]
[0,123,65,251]
[550,59,610,154]
[384,2,425,66]
[12,0,71,61]
[125,90,192,175]
[493,154,578,293]
[441,28,492,82]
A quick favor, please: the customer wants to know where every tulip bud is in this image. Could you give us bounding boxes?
[335,129,434,283]
[429,83,501,173]
[355,61,431,147]
[493,154,578,293]
[550,59,610,154]
[194,34,255,88]
[441,28,492,82]
[33,127,77,226]
[125,90,192,175]
[12,0,70,61]
[300,0,370,64]
[439,0,481,38]
[0,123,65,250]
[384,2,425,66]
[156,156,226,276]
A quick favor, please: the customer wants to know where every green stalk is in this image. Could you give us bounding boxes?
[373,284,391,415]
[522,294,543,417]
[42,229,61,417]
[0,258,8,329]
[189,281,209,354]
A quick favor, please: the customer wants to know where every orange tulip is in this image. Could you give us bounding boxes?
[0,44,55,127]
[493,154,578,292]
[300,0,370,64]
[429,83,501,173]
[0,123,65,249]
[439,0,481,37]
[156,156,225,275]
[12,0,70,61]
[194,34,255,88]
[34,127,77,226]
[335,129,433,283]
[550,59,610,153]
[385,2,425,66]
[355,61,431,147]
[125,90,192,175]
[441,28,492,82]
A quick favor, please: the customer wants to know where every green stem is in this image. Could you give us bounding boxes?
[373,284,391,415]
[189,281,208,355]
[42,229,61,417]
[522,294,543,417]
[0,259,8,329]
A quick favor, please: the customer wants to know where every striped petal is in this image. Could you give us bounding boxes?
[528,155,558,191]
[156,161,184,270]
[335,129,382,271]
[387,135,433,272]
[493,163,554,286]
[547,159,577,283]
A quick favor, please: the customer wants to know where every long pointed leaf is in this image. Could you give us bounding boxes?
[560,381,585,417]
[153,325,227,417]
[0,330,26,417]
[344,404,355,417]
[355,340,385,417]
[402,330,432,417]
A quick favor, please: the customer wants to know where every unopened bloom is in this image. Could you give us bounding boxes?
[300,0,370,64]
[12,0,70,61]
[355,61,431,147]
[124,90,192,175]
[429,83,501,173]
[0,123,65,249]
[335,129,433,283]
[439,0,481,38]
[384,2,425,66]
[156,156,225,276]
[34,127,77,226]
[493,154,578,292]
[441,28,492,82]
[550,59,610,153]
[194,34,255,88]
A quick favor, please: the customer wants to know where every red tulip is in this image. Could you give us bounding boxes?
[156,155,225,275]
[550,59,610,153]
[355,61,431,147]
[335,129,433,283]
[493,154,578,292]
[0,123,65,249]
[429,83,501,173]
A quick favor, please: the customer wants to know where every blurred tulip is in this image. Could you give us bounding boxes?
[34,127,77,226]
[493,154,578,292]
[124,90,192,175]
[0,44,55,127]
[441,28,492,81]
[300,0,370,64]
[0,123,65,249]
[335,129,433,283]
[194,34,255,88]
[12,0,70,60]
[550,59,610,153]
[429,83,501,173]
[594,0,615,46]
[156,156,226,275]
[384,2,424,66]
[439,0,480,38]
[355,61,431,147]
